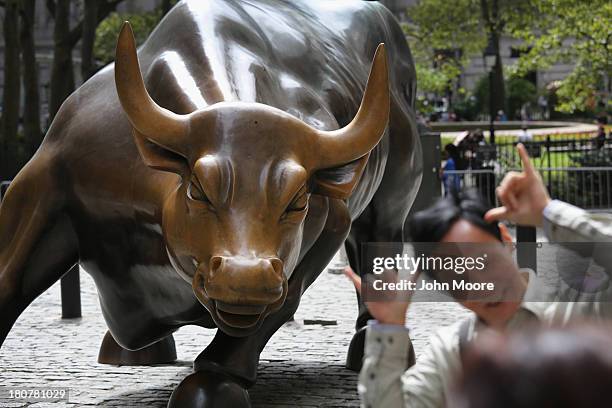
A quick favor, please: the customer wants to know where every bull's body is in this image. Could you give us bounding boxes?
[0,0,420,405]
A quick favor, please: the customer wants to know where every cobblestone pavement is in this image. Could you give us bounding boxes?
[0,266,468,408]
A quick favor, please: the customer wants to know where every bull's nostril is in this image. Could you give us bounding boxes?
[210,256,224,276]
[269,258,284,277]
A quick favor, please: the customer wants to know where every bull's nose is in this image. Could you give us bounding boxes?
[209,256,283,278]
[205,256,284,305]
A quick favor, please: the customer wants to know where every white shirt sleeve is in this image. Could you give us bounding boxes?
[543,200,612,242]
[359,322,413,408]
[359,321,462,408]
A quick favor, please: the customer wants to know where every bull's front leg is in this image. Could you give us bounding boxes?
[168,197,350,408]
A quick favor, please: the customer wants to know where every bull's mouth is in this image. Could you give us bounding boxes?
[192,272,288,337]
[215,301,266,329]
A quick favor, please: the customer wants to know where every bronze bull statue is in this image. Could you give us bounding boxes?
[0,0,421,406]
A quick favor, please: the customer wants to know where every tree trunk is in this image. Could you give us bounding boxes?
[1,0,21,179]
[20,0,42,156]
[81,0,99,80]
[491,31,506,116]
[480,0,506,116]
[162,0,173,15]
[48,0,75,123]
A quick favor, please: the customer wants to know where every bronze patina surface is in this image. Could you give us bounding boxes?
[0,0,421,405]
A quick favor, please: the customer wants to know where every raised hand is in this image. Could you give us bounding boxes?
[343,266,414,326]
[485,144,551,227]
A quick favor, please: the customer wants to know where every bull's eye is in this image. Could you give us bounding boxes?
[187,180,211,205]
[285,189,308,214]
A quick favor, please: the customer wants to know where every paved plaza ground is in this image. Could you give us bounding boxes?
[0,263,469,408]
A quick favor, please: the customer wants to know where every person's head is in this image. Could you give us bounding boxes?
[472,129,484,143]
[444,143,458,160]
[408,189,523,327]
[453,324,612,408]
[410,189,501,243]
[598,125,606,137]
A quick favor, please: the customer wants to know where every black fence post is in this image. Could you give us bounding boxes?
[546,135,552,193]
[516,225,537,273]
[61,266,82,318]
[409,132,442,215]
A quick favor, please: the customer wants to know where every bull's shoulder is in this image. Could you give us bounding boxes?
[42,66,128,147]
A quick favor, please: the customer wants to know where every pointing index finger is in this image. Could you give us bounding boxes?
[517,143,536,175]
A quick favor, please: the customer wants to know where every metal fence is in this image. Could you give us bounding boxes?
[444,134,612,210]
[494,136,612,169]
[443,167,612,210]
[442,169,497,206]
[543,167,612,209]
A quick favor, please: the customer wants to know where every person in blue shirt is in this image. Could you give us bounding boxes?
[442,143,461,195]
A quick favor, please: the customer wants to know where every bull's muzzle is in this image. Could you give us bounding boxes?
[192,256,287,333]
[206,256,284,304]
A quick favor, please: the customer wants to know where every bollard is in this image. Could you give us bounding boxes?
[516,225,537,273]
[408,132,442,216]
[61,265,82,318]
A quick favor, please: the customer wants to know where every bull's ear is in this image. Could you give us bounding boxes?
[133,130,189,177]
[310,154,369,200]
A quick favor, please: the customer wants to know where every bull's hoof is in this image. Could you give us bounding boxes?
[345,325,367,371]
[97,331,177,366]
[168,371,251,408]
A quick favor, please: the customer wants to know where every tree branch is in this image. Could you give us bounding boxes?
[66,0,125,48]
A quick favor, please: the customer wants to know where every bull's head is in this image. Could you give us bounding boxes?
[115,23,389,336]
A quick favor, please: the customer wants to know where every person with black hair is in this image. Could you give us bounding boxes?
[454,324,612,408]
[345,186,610,408]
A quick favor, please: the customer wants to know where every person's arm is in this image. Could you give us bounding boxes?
[543,200,612,242]
[359,322,412,407]
[344,268,449,407]
[359,322,453,408]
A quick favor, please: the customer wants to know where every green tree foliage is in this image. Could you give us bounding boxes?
[405,0,537,113]
[473,75,537,119]
[94,10,161,65]
[512,0,611,114]
[94,0,179,65]
[404,0,483,97]
[406,0,611,116]
[506,76,537,119]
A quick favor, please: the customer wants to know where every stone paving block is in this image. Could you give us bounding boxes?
[0,268,468,406]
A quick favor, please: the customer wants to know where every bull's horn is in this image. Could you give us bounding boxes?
[316,43,389,168]
[115,22,188,150]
